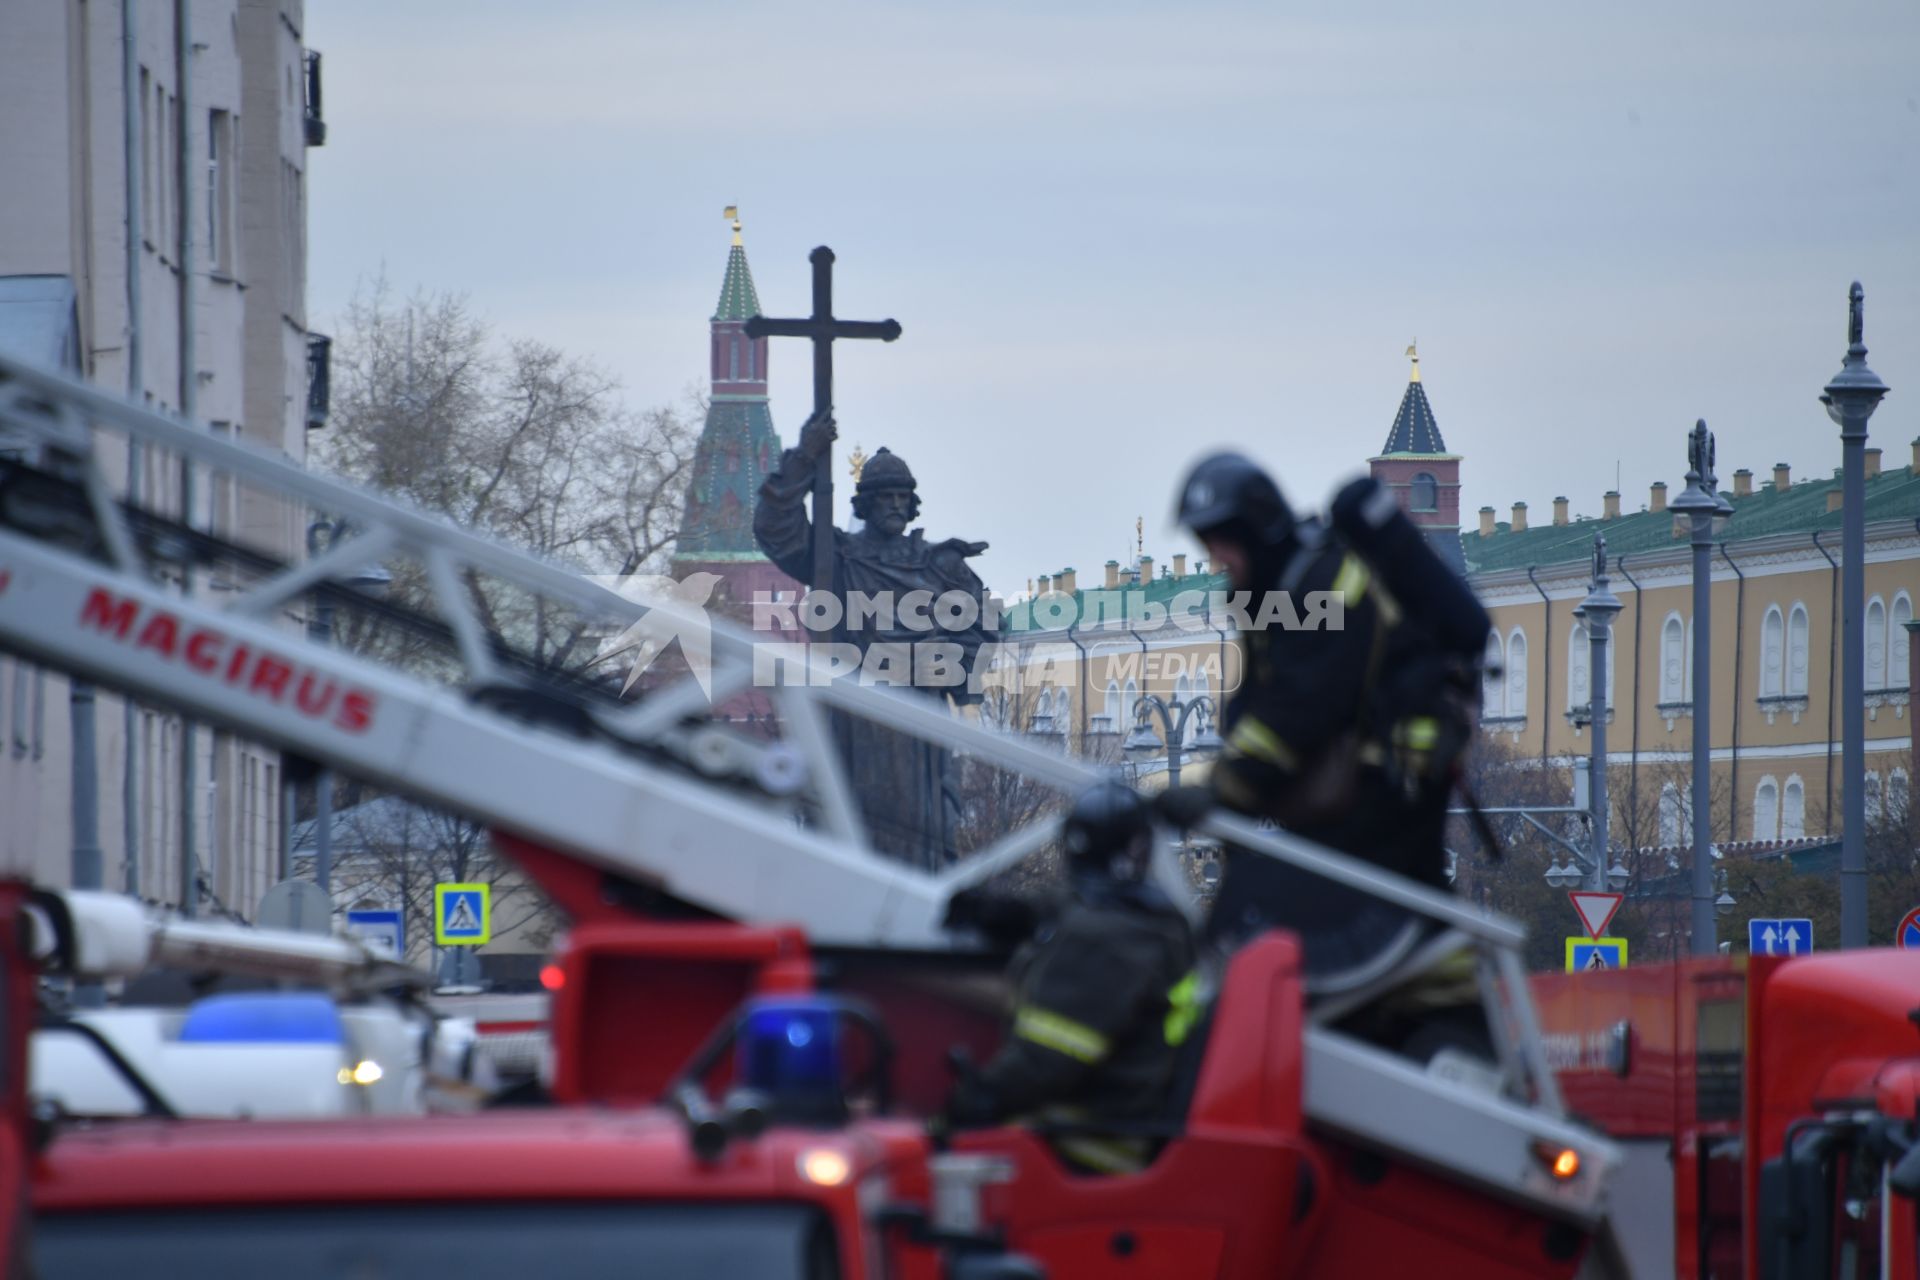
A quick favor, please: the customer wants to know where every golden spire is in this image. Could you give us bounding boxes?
[724,205,742,247]
[1406,339,1421,383]
[848,443,868,483]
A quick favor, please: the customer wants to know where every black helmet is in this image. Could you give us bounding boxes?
[1061,779,1154,882]
[1174,451,1294,546]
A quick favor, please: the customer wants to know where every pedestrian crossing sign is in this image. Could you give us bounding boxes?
[435,883,491,946]
[1565,936,1628,973]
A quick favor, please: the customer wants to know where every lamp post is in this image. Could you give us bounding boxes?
[1123,692,1223,790]
[1580,533,1623,893]
[306,519,392,898]
[1672,421,1734,954]
[1821,283,1889,949]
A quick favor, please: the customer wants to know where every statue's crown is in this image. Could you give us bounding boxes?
[856,447,916,493]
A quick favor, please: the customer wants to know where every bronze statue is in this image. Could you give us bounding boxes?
[755,412,999,867]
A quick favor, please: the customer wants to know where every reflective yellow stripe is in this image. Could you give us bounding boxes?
[1228,719,1296,770]
[1013,1006,1109,1064]
[1331,553,1371,605]
[1396,716,1440,750]
[1164,970,1202,1046]
[1054,1134,1151,1174]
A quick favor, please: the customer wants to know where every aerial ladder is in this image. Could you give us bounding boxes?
[0,349,1628,1269]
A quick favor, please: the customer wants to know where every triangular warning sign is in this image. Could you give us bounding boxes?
[1584,948,1610,971]
[1569,891,1623,940]
[445,894,480,932]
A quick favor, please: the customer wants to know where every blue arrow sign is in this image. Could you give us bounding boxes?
[345,908,403,958]
[1747,917,1813,956]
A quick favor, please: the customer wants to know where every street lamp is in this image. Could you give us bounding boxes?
[1821,283,1889,949]
[1580,533,1623,894]
[306,518,392,898]
[1671,420,1732,956]
[1126,693,1220,790]
[1713,867,1737,919]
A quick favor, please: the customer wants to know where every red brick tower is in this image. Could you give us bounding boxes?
[1368,342,1465,572]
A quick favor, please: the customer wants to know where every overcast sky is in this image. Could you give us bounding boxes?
[306,0,1920,599]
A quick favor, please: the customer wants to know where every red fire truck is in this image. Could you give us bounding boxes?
[1534,951,1920,1279]
[0,349,1633,1277]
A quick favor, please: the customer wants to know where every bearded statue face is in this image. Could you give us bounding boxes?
[856,486,917,540]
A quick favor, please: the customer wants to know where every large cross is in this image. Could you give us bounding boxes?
[745,246,902,596]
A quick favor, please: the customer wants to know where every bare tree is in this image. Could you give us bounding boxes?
[313,277,700,667]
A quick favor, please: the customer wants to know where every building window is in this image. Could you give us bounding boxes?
[1753,777,1779,842]
[207,109,236,275]
[1866,772,1884,825]
[1782,776,1805,840]
[305,334,331,430]
[1760,606,1785,698]
[1892,769,1910,824]
[1660,613,1686,704]
[1482,631,1505,716]
[139,67,153,240]
[729,336,739,381]
[1568,622,1589,711]
[1123,678,1139,731]
[1658,783,1684,846]
[1410,472,1438,513]
[1103,680,1120,729]
[1867,596,1888,690]
[1506,629,1528,716]
[1895,594,1914,688]
[303,49,327,147]
[1567,620,1614,713]
[1787,603,1810,697]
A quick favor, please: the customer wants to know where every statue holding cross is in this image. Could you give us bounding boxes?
[750,246,999,868]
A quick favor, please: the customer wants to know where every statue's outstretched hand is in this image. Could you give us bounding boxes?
[798,412,838,461]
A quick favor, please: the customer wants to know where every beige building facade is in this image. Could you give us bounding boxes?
[989,363,1920,857]
[0,0,323,915]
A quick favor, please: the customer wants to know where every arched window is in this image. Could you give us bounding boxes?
[1866,771,1884,825]
[1867,596,1888,690]
[1409,473,1439,512]
[1483,631,1505,716]
[1892,768,1911,824]
[1031,687,1054,732]
[1895,594,1915,689]
[1568,620,1590,712]
[1760,606,1785,697]
[1660,614,1686,704]
[1787,603,1810,697]
[1506,629,1528,718]
[1685,617,1695,700]
[1103,680,1121,729]
[1658,783,1683,846]
[1122,678,1139,731]
[1753,777,1780,842]
[1782,776,1805,840]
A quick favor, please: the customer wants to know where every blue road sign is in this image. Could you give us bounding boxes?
[345,908,403,958]
[1565,937,1628,972]
[434,883,490,946]
[1747,917,1813,957]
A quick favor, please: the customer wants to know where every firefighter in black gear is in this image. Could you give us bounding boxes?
[1170,452,1489,993]
[944,780,1199,1172]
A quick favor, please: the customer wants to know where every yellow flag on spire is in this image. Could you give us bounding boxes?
[1406,340,1421,382]
[724,206,742,246]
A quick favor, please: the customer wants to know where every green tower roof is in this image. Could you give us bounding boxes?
[712,244,763,322]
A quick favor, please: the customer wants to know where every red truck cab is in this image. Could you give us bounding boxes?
[1533,950,1920,1280]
